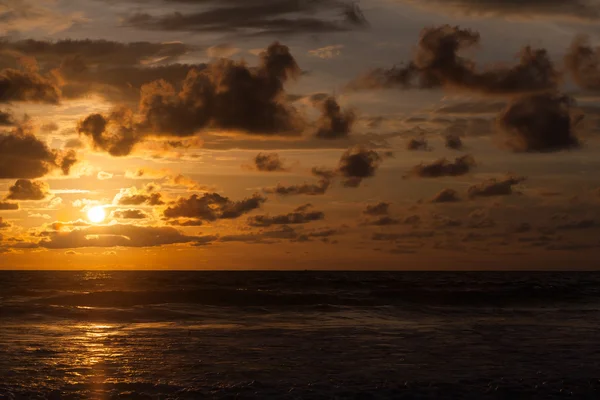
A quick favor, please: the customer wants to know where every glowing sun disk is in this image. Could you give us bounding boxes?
[87,206,106,223]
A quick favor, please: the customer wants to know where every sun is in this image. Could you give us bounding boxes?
[87,206,106,223]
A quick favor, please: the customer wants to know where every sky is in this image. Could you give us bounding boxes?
[2,0,600,270]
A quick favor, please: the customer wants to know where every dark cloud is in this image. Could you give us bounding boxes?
[433,215,462,227]
[442,117,493,138]
[252,152,289,172]
[0,39,192,68]
[364,202,390,216]
[338,146,383,187]
[409,155,475,178]
[401,0,600,22]
[117,184,165,206]
[64,138,83,149]
[346,25,559,96]
[111,209,148,219]
[264,180,330,196]
[406,135,430,151]
[5,179,49,200]
[0,68,60,104]
[314,96,355,139]
[0,217,10,228]
[555,219,596,230]
[40,122,59,133]
[122,0,367,36]
[364,216,401,226]
[167,219,205,227]
[247,204,324,227]
[77,111,137,157]
[118,192,164,206]
[39,224,207,248]
[58,61,201,102]
[431,188,460,203]
[497,93,581,152]
[59,150,77,175]
[468,176,526,199]
[0,110,16,126]
[0,127,78,178]
[404,215,421,225]
[163,192,266,224]
[372,231,435,241]
[0,202,18,210]
[566,35,600,91]
[433,101,505,115]
[78,42,304,156]
[444,134,463,150]
[0,39,199,102]
[263,167,333,196]
[219,225,299,244]
[511,222,532,233]
[467,217,496,229]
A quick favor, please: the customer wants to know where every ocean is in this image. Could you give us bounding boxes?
[1,271,599,399]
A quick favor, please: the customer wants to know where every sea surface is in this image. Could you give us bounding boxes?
[1,271,600,399]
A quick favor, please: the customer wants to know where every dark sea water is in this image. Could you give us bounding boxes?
[1,271,600,399]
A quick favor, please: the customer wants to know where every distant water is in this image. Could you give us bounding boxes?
[1,271,600,399]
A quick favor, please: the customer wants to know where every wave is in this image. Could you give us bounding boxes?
[10,283,600,309]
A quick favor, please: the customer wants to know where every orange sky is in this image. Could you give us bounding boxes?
[2,0,600,269]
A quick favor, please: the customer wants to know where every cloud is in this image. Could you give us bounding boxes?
[0,0,85,35]
[111,209,148,219]
[433,101,505,115]
[5,179,49,200]
[0,201,18,210]
[444,134,463,150]
[219,225,298,244]
[338,146,383,187]
[163,192,266,224]
[122,0,367,36]
[263,167,333,196]
[77,42,305,156]
[555,219,596,230]
[0,110,16,126]
[497,93,581,152]
[364,216,401,226]
[64,138,84,149]
[398,0,600,22]
[409,155,475,178]
[115,184,165,206]
[346,25,559,96]
[247,204,324,227]
[39,224,207,249]
[308,45,344,59]
[467,176,526,198]
[97,171,113,180]
[49,220,90,231]
[59,62,202,102]
[0,217,10,228]
[566,35,600,91]
[364,202,390,216]
[314,96,355,139]
[0,38,199,102]
[125,168,209,191]
[37,123,57,134]
[0,39,192,68]
[0,125,78,178]
[406,136,430,151]
[372,231,435,240]
[431,188,461,203]
[0,68,60,104]
[252,152,290,172]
